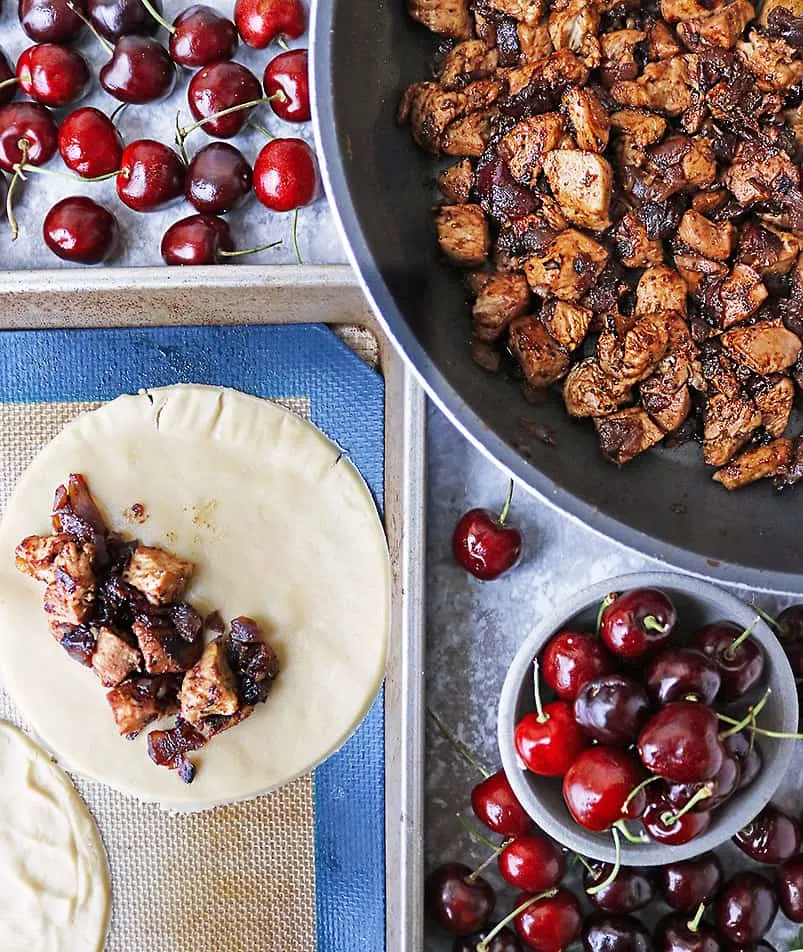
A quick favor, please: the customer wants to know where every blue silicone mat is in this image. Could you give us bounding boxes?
[0,323,386,952]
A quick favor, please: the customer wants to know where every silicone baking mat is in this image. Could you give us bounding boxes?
[0,323,386,952]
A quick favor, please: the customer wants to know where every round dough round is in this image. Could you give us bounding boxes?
[0,720,111,951]
[0,385,389,808]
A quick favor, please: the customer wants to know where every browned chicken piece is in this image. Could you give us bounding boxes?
[564,357,633,417]
[636,265,690,316]
[499,113,565,184]
[678,209,736,260]
[494,212,562,270]
[724,139,800,207]
[122,543,194,606]
[599,30,646,85]
[556,132,579,150]
[437,40,499,89]
[508,316,570,386]
[540,197,569,231]
[561,87,611,152]
[737,221,802,275]
[595,407,666,463]
[755,375,795,437]
[397,83,466,153]
[179,638,240,724]
[471,338,502,372]
[786,103,803,149]
[92,627,142,688]
[701,347,744,397]
[692,189,730,217]
[611,110,668,147]
[641,379,692,432]
[133,616,204,675]
[548,0,602,66]
[43,540,96,625]
[737,30,803,92]
[598,311,671,385]
[676,0,755,51]
[15,533,73,582]
[107,675,182,738]
[462,77,505,113]
[408,0,472,38]
[647,134,717,192]
[722,319,802,374]
[468,271,531,341]
[523,229,609,301]
[442,110,497,156]
[615,212,665,267]
[484,0,546,21]
[438,159,474,204]
[713,438,793,488]
[542,150,613,231]
[540,299,593,349]
[648,20,684,58]
[717,264,769,327]
[538,49,592,86]
[610,56,696,116]
[518,19,554,61]
[674,254,728,293]
[641,309,702,425]
[661,0,713,23]
[435,205,490,267]
[703,392,761,465]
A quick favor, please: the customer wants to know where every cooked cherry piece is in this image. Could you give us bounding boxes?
[116,139,185,212]
[573,674,650,747]
[583,914,650,952]
[642,790,712,846]
[43,196,116,264]
[599,588,676,660]
[563,746,644,831]
[723,730,762,790]
[646,648,722,705]
[692,622,764,700]
[0,50,14,106]
[654,912,721,952]
[471,769,532,837]
[638,701,724,783]
[160,213,234,265]
[515,702,588,777]
[514,887,582,952]
[658,853,722,911]
[716,872,777,944]
[425,863,495,937]
[19,0,87,43]
[663,754,740,813]
[100,36,175,104]
[88,0,161,40]
[185,142,252,214]
[58,107,123,178]
[778,855,803,922]
[584,865,654,914]
[234,0,305,48]
[17,44,90,108]
[187,61,261,138]
[453,926,523,952]
[452,492,522,581]
[474,145,540,224]
[264,48,310,122]
[733,804,801,864]
[541,631,613,701]
[498,833,566,894]
[0,101,58,172]
[253,137,317,211]
[169,5,238,67]
[775,604,803,680]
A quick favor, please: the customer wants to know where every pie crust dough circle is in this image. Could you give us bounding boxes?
[0,385,389,808]
[0,721,111,952]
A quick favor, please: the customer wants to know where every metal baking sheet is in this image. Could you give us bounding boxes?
[0,263,426,952]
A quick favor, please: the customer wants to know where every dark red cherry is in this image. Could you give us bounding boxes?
[471,770,533,838]
[563,747,645,831]
[541,631,613,701]
[425,863,495,937]
[0,49,15,106]
[452,486,523,581]
[253,137,317,212]
[264,48,309,122]
[654,912,721,952]
[733,804,801,865]
[58,107,123,178]
[234,0,305,49]
[599,589,676,660]
[663,754,740,813]
[638,701,725,783]
[658,853,722,911]
[160,213,234,265]
[187,61,261,138]
[573,674,650,747]
[692,622,765,701]
[642,790,712,846]
[0,101,57,172]
[514,888,582,952]
[453,926,523,952]
[185,142,251,214]
[169,6,238,67]
[100,36,175,104]
[778,855,803,922]
[88,0,161,40]
[584,865,655,914]
[583,914,650,952]
[723,730,762,790]
[515,702,588,778]
[19,0,87,43]
[17,44,90,108]
[498,833,566,894]
[43,196,116,264]
[116,139,185,212]
[774,604,803,680]
[715,872,777,944]
[646,648,722,705]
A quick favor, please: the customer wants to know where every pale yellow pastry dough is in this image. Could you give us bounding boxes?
[0,385,389,809]
[0,720,111,952]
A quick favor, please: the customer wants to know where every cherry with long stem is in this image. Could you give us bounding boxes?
[249,118,305,264]
[176,94,285,150]
[660,785,714,828]
[5,140,28,240]
[687,902,707,933]
[427,707,491,778]
[477,890,558,952]
[718,689,771,740]
[723,619,758,661]
[586,827,622,896]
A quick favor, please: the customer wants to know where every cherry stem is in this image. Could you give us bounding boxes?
[6,139,28,241]
[466,839,511,884]
[277,34,291,51]
[687,902,706,933]
[587,827,621,896]
[13,162,118,183]
[496,479,514,526]
[597,593,616,634]
[477,890,558,952]
[724,618,758,660]
[110,102,128,125]
[719,688,771,740]
[218,238,283,258]
[643,614,669,634]
[457,812,501,852]
[248,120,274,141]
[532,657,548,723]
[292,207,302,264]
[614,819,648,844]
[176,94,285,144]
[660,785,713,827]
[175,111,188,164]
[716,709,802,739]
[138,0,174,33]
[573,853,596,874]
[621,775,660,815]
[426,707,491,779]
[0,76,18,90]
[65,0,114,54]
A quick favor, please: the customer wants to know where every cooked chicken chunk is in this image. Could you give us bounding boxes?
[540,299,593,350]
[508,317,570,386]
[180,638,240,724]
[722,319,802,374]
[676,0,755,51]
[542,150,613,230]
[755,376,795,437]
[647,134,717,192]
[661,0,712,23]
[610,56,696,116]
[595,407,666,463]
[636,265,690,316]
[599,29,646,85]
[123,544,194,606]
[468,271,531,341]
[15,533,73,582]
[724,140,800,207]
[106,675,182,738]
[435,204,490,266]
[437,39,499,89]
[648,20,684,58]
[564,357,633,417]
[713,438,793,488]
[43,540,96,625]
[704,392,761,466]
[737,30,803,92]
[133,616,204,675]
[615,211,666,267]
[523,229,609,301]
[397,83,466,153]
[92,627,142,688]
[561,87,610,153]
[598,311,671,385]
[678,209,736,260]
[499,113,565,184]
[442,109,496,156]
[483,0,546,22]
[408,0,472,38]
[737,221,802,275]
[517,19,554,61]
[674,254,728,293]
[717,264,769,327]
[611,109,668,146]
[439,159,474,204]
[642,380,692,432]
[548,0,602,67]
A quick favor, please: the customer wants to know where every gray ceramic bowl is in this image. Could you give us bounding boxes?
[498,572,799,865]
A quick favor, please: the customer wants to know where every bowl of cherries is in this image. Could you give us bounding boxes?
[498,572,799,868]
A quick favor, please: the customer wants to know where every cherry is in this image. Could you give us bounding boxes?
[116,139,185,212]
[16,44,90,107]
[654,909,721,952]
[453,927,523,952]
[234,0,305,49]
[0,102,57,173]
[774,605,803,680]
[43,196,117,264]
[573,674,650,747]
[723,730,762,790]
[541,631,613,701]
[515,702,588,778]
[264,48,309,122]
[663,753,740,814]
[451,482,522,581]
[583,914,650,952]
[187,61,262,138]
[733,804,801,864]
[599,589,676,660]
[426,863,495,937]
[642,790,712,846]
[19,0,87,43]
[59,107,123,178]
[471,770,533,838]
[646,648,722,705]
[88,0,161,40]
[715,872,777,944]
[161,213,280,265]
[692,622,764,701]
[638,701,725,783]
[100,36,175,104]
[562,747,645,832]
[778,855,803,922]
[186,142,252,214]
[514,888,582,952]
[583,864,655,914]
[139,0,238,68]
[658,853,722,912]
[498,833,566,894]
[0,50,14,106]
